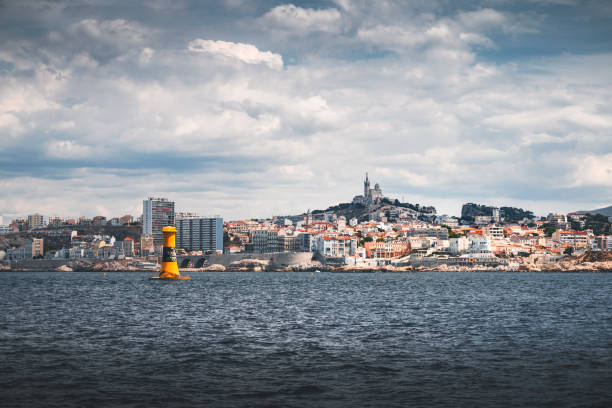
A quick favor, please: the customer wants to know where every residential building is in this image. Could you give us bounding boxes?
[468,237,492,253]
[547,213,568,228]
[142,197,175,246]
[176,216,223,253]
[449,237,469,254]
[25,238,44,259]
[407,226,449,240]
[484,225,504,240]
[123,238,134,256]
[251,230,282,253]
[92,216,107,225]
[551,230,589,247]
[474,215,492,225]
[364,241,410,258]
[27,213,44,230]
[593,236,611,250]
[314,235,357,257]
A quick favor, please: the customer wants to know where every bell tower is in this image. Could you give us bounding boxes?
[364,172,370,199]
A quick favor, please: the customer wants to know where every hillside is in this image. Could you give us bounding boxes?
[461,203,534,222]
[581,205,612,217]
[311,198,436,222]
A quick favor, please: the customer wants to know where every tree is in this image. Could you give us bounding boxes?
[564,246,574,256]
[364,236,373,243]
[376,237,385,242]
[443,225,462,238]
[539,223,557,237]
[570,220,582,231]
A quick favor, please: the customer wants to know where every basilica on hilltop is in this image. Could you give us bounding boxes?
[352,172,383,206]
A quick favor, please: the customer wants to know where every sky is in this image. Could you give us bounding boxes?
[1,0,612,221]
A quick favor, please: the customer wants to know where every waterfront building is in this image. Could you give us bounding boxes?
[140,234,154,256]
[364,241,410,258]
[176,216,223,253]
[25,238,44,258]
[449,237,470,254]
[251,230,282,253]
[314,235,357,257]
[7,247,26,261]
[594,235,612,251]
[27,213,44,230]
[551,230,589,248]
[468,237,492,253]
[142,197,175,246]
[123,238,134,256]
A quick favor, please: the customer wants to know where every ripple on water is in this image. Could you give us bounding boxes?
[0,271,611,408]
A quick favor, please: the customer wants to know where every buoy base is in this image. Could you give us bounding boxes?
[150,275,191,280]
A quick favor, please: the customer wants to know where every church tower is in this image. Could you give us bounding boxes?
[364,172,370,199]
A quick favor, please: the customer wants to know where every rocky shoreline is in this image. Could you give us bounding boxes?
[3,257,612,273]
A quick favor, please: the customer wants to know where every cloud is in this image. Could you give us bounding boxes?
[259,4,343,34]
[0,0,611,220]
[188,39,283,70]
[572,154,612,187]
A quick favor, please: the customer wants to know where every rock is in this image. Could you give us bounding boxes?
[203,264,226,271]
[55,264,73,272]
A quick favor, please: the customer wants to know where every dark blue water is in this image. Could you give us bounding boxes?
[1,272,611,407]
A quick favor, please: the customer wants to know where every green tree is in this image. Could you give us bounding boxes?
[539,223,557,237]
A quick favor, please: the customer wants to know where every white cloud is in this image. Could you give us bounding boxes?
[0,1,610,220]
[188,39,283,70]
[69,19,148,44]
[259,4,343,34]
[46,140,91,158]
[572,154,612,187]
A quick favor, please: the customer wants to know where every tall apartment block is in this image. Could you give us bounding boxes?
[27,213,44,230]
[142,197,175,246]
[176,216,223,253]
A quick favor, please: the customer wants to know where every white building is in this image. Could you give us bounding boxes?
[484,225,505,240]
[449,237,469,254]
[314,235,357,257]
[468,237,492,253]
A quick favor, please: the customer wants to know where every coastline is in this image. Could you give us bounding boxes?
[3,252,612,273]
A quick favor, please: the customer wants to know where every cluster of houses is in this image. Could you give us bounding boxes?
[224,211,612,268]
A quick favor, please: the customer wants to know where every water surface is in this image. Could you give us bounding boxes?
[1,271,611,407]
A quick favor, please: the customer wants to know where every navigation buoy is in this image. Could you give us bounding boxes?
[150,226,190,280]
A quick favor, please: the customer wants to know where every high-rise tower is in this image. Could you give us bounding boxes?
[142,197,175,246]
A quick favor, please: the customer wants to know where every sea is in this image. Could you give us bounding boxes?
[0,271,611,407]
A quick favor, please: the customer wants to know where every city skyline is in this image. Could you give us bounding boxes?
[1,1,612,220]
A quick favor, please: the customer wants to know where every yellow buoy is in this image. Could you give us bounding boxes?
[150,226,190,280]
